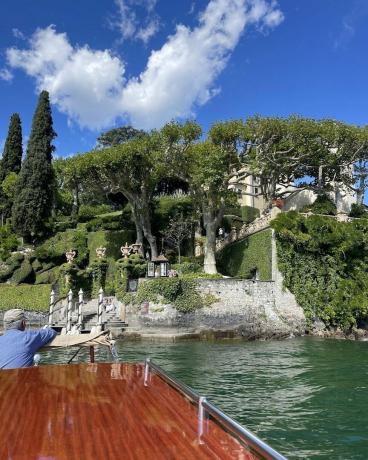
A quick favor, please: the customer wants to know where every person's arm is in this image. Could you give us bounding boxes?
[27,328,57,353]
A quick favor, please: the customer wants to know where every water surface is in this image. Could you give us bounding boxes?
[41,337,368,459]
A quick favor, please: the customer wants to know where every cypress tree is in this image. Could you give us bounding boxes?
[1,113,23,181]
[12,91,56,240]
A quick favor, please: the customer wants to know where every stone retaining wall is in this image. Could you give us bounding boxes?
[126,275,306,339]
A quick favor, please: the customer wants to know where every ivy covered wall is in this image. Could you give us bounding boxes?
[272,211,368,330]
[216,229,272,280]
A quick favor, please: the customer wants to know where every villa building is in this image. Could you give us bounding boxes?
[228,166,357,214]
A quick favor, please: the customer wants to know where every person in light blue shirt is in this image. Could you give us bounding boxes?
[0,309,56,369]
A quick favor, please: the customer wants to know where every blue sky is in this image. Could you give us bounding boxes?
[0,0,368,159]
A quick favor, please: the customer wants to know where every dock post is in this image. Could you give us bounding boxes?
[78,289,83,329]
[48,289,55,326]
[97,287,104,327]
[67,289,73,332]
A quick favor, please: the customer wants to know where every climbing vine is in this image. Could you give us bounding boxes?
[272,211,368,330]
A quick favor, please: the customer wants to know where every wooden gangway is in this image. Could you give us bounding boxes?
[0,361,286,459]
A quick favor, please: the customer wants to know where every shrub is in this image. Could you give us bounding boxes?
[0,284,52,311]
[152,195,194,234]
[35,266,60,285]
[52,218,77,232]
[0,225,19,260]
[171,262,202,274]
[241,206,260,223]
[59,263,79,295]
[78,204,113,222]
[302,194,337,216]
[31,259,43,272]
[88,258,109,297]
[349,203,367,218]
[36,229,88,266]
[84,211,135,232]
[135,278,202,312]
[87,230,135,263]
[9,258,34,285]
[116,254,146,279]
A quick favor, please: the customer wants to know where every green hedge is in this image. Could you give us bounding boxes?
[152,195,194,234]
[9,258,34,285]
[87,230,135,263]
[78,204,113,222]
[36,229,89,266]
[272,211,368,330]
[241,206,260,223]
[216,229,272,280]
[0,284,52,311]
[35,266,60,285]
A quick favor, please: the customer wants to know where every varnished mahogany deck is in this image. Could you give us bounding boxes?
[0,363,263,460]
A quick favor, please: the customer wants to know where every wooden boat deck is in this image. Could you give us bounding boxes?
[0,363,269,459]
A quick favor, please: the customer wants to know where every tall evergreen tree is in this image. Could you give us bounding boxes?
[12,91,56,240]
[1,113,23,181]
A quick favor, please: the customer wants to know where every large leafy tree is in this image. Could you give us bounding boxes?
[76,133,163,257]
[96,126,146,148]
[242,116,368,208]
[12,91,56,241]
[242,116,314,209]
[186,121,244,273]
[1,113,23,181]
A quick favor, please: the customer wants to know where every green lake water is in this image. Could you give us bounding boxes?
[40,337,368,459]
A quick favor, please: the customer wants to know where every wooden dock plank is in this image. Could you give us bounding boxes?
[0,363,262,460]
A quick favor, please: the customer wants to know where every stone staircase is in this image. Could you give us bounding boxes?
[82,310,128,332]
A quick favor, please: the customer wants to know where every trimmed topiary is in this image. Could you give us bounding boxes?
[9,258,34,285]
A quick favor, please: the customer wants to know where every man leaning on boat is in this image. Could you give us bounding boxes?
[0,309,56,369]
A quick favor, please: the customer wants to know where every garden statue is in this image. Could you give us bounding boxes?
[96,247,106,259]
[120,243,132,258]
[65,249,76,264]
[131,242,142,254]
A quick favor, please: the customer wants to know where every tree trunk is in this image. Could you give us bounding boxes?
[202,206,224,274]
[131,207,144,255]
[203,222,217,274]
[71,185,80,217]
[140,211,158,259]
[357,172,366,205]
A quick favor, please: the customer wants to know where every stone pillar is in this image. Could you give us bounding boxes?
[67,289,73,332]
[78,289,83,329]
[97,287,104,327]
[48,289,55,327]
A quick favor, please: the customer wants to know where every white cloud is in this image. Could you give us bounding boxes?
[110,0,160,43]
[7,26,125,129]
[5,0,284,130]
[0,68,13,81]
[136,19,160,44]
[12,28,25,40]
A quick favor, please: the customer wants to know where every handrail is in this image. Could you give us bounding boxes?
[144,358,287,460]
[146,359,200,404]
